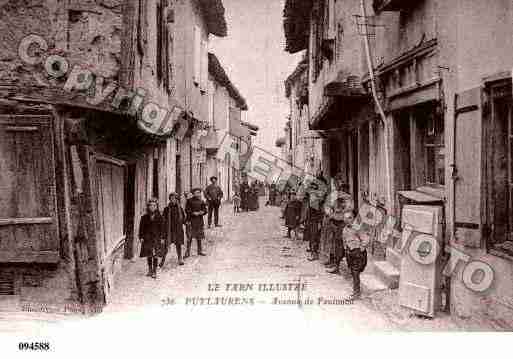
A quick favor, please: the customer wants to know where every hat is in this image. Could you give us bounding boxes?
[210,176,218,181]
[191,187,202,194]
[169,192,179,199]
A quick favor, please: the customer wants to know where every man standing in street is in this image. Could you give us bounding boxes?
[184,188,208,257]
[204,176,224,228]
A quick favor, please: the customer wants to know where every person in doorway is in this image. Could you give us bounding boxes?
[161,193,186,268]
[283,191,302,239]
[138,198,164,279]
[342,210,370,299]
[204,176,224,228]
[184,188,208,257]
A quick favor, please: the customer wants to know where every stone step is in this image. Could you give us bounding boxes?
[386,247,402,270]
[373,260,400,289]
[360,273,388,294]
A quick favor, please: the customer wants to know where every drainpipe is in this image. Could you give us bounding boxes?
[360,0,394,213]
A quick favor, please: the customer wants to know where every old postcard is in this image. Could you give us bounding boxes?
[0,0,512,356]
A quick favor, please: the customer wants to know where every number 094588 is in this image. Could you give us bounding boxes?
[18,342,50,351]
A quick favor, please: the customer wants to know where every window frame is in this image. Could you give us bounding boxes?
[486,80,513,258]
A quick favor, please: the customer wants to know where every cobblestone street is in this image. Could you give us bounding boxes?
[0,199,480,337]
[100,199,474,332]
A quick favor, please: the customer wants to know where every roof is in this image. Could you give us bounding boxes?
[208,52,248,110]
[285,59,308,98]
[200,0,228,37]
[283,0,312,53]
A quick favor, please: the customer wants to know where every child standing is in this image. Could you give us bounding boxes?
[283,192,302,239]
[342,210,370,299]
[138,198,164,279]
[232,192,241,214]
[326,198,347,274]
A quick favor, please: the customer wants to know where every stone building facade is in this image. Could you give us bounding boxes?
[0,0,227,312]
[283,0,513,328]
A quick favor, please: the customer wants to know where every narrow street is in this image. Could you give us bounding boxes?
[100,199,468,332]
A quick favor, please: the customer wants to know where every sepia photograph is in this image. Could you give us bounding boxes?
[0,0,512,356]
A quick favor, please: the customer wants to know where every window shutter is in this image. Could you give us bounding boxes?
[453,87,483,248]
[137,0,148,56]
[0,115,59,263]
[193,25,201,85]
[327,0,336,39]
[200,38,208,91]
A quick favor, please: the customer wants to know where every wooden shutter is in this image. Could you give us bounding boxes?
[453,88,483,248]
[137,0,148,56]
[193,25,201,84]
[0,115,59,263]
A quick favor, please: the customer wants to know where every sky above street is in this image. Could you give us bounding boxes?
[210,0,304,155]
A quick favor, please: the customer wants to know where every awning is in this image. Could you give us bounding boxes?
[310,85,371,131]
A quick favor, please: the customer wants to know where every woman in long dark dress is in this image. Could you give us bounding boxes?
[139,198,164,279]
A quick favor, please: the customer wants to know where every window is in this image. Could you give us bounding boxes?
[200,38,208,91]
[408,105,445,188]
[208,80,215,127]
[153,157,159,199]
[156,1,164,85]
[137,0,148,57]
[424,112,445,186]
[193,25,201,85]
[166,1,175,92]
[488,82,513,255]
[311,1,325,81]
[336,22,344,61]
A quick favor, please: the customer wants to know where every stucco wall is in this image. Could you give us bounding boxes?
[370,0,513,327]
[173,0,209,122]
[308,0,367,121]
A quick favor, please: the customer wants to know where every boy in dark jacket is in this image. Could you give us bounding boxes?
[184,188,208,257]
[161,193,186,268]
[342,210,370,299]
[283,192,302,239]
[139,198,164,279]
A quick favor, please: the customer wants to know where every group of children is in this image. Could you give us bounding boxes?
[282,190,369,300]
[138,188,208,279]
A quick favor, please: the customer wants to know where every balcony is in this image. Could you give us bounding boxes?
[373,0,412,13]
[324,75,368,99]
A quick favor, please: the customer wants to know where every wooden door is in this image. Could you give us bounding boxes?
[95,155,126,259]
[0,115,59,263]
